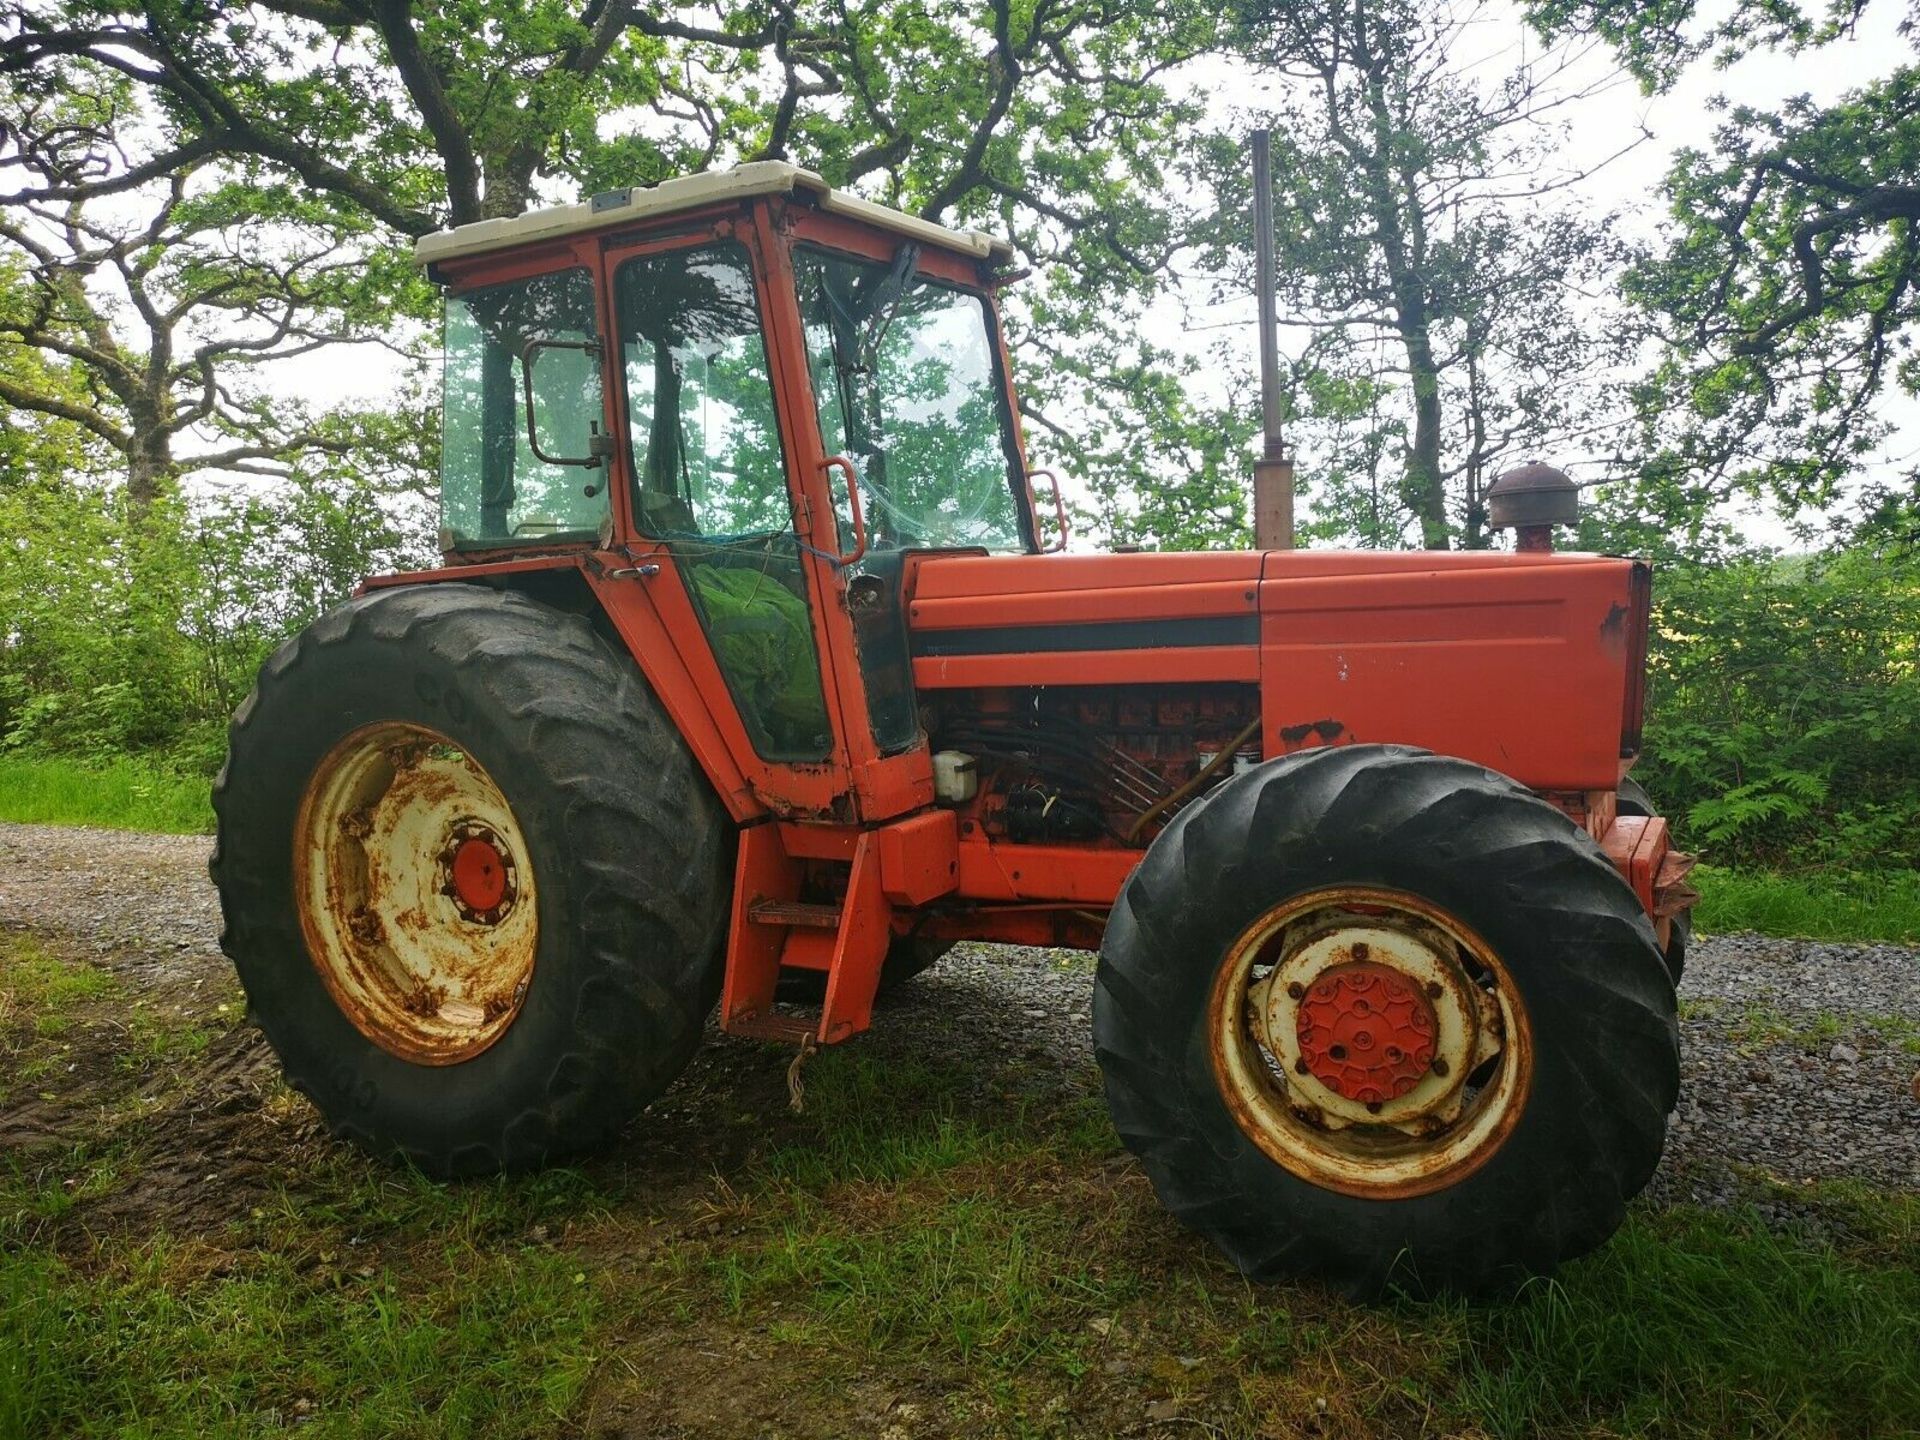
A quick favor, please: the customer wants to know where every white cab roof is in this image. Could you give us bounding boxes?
[414,161,1014,268]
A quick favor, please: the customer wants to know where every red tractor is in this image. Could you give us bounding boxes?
[213,163,1695,1296]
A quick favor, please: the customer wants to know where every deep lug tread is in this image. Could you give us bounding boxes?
[1094,744,1678,1299]
[214,584,727,1179]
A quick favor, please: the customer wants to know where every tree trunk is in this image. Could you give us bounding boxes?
[1401,325,1450,549]
[125,428,174,509]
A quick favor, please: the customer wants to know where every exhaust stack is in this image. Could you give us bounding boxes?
[1250,129,1294,550]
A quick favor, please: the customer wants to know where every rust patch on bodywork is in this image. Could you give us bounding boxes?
[1277,718,1346,748]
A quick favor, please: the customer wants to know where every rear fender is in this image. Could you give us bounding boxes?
[361,554,762,822]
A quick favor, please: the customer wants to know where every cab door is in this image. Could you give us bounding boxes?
[757,202,1042,817]
[600,210,932,822]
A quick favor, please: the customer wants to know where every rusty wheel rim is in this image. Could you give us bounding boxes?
[1206,886,1532,1198]
[294,721,537,1065]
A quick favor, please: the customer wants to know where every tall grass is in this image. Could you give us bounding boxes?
[1449,1203,1920,1437]
[0,755,212,835]
[1694,864,1920,945]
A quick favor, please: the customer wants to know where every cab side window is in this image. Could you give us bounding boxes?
[439,268,604,545]
[618,243,789,539]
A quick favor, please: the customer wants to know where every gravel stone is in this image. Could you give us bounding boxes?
[3,820,1916,1210]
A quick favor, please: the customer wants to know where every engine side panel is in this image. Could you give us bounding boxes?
[906,549,1647,794]
[1259,553,1647,792]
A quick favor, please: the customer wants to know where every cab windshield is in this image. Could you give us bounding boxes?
[794,247,1029,552]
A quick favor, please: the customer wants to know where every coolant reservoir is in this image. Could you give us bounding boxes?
[932,750,978,803]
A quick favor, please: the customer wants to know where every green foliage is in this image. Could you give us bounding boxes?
[4,0,1223,554]
[1530,1,1920,534]
[1446,1202,1920,1439]
[0,755,212,834]
[0,472,424,776]
[1191,0,1636,550]
[1637,542,1920,869]
[0,1239,600,1439]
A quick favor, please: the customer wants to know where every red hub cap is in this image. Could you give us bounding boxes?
[1295,961,1438,1104]
[450,835,509,914]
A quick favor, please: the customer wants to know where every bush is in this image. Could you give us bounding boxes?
[0,474,422,776]
[1637,541,1920,871]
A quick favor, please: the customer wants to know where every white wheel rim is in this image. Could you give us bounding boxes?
[1206,886,1532,1198]
[295,721,537,1065]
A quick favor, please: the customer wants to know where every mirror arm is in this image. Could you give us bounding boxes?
[1026,466,1069,553]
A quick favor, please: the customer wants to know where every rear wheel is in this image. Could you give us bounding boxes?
[212,584,727,1177]
[1094,745,1678,1296]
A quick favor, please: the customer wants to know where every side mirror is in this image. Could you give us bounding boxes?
[519,337,607,469]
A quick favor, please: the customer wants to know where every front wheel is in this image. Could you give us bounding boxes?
[1094,745,1678,1296]
[212,585,728,1177]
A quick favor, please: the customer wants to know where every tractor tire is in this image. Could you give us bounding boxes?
[1618,776,1690,984]
[878,937,953,991]
[211,584,727,1178]
[1094,744,1678,1298]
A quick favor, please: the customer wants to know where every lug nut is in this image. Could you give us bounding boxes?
[1431,1057,1450,1077]
[1351,942,1369,960]
[1286,981,1306,1000]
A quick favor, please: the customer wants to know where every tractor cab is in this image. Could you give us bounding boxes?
[418,164,1055,822]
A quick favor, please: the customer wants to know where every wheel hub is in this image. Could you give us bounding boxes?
[1209,888,1532,1198]
[441,823,517,923]
[1294,960,1437,1104]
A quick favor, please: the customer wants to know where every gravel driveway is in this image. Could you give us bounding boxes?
[4,820,1916,1206]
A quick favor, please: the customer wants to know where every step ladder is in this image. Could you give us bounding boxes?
[720,825,892,1045]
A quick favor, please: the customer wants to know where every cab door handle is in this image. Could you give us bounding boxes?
[819,454,869,567]
[1027,467,1069,553]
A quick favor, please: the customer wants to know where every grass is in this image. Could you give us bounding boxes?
[0,932,118,1100]
[0,930,225,1111]
[0,753,212,834]
[0,930,116,1022]
[638,1056,1920,1439]
[1717,1003,1920,1057]
[0,768,1914,1433]
[1693,863,1920,945]
[1445,1201,1920,1438]
[0,1238,602,1440]
[1,1047,1916,1437]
